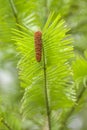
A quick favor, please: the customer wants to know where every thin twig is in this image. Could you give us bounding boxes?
[42,42,51,130]
[1,119,12,130]
[9,0,19,24]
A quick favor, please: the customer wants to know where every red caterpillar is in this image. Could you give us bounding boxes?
[34,31,42,62]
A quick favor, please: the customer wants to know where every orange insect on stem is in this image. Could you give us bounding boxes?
[34,31,42,62]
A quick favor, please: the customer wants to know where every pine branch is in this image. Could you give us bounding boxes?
[1,119,12,130]
[42,43,51,130]
[59,86,86,130]
[13,13,75,129]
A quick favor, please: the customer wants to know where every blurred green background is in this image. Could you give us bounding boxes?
[0,0,87,130]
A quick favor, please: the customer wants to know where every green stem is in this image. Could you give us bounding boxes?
[1,119,12,130]
[9,0,19,24]
[42,45,51,130]
[59,86,86,130]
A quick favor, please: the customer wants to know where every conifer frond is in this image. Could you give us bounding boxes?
[73,55,87,97]
[0,0,17,42]
[13,0,49,30]
[73,56,87,81]
[12,13,76,129]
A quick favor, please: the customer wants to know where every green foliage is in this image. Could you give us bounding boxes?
[0,0,87,130]
[66,0,87,52]
[49,0,73,16]
[72,55,87,110]
[0,99,22,130]
[12,13,76,129]
[73,56,87,81]
[13,0,47,29]
[72,54,87,98]
[0,0,17,43]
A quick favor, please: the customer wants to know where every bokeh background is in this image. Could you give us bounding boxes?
[0,0,87,130]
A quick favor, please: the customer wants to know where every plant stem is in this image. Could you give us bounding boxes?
[59,86,86,130]
[42,45,51,130]
[9,0,19,24]
[1,119,12,130]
